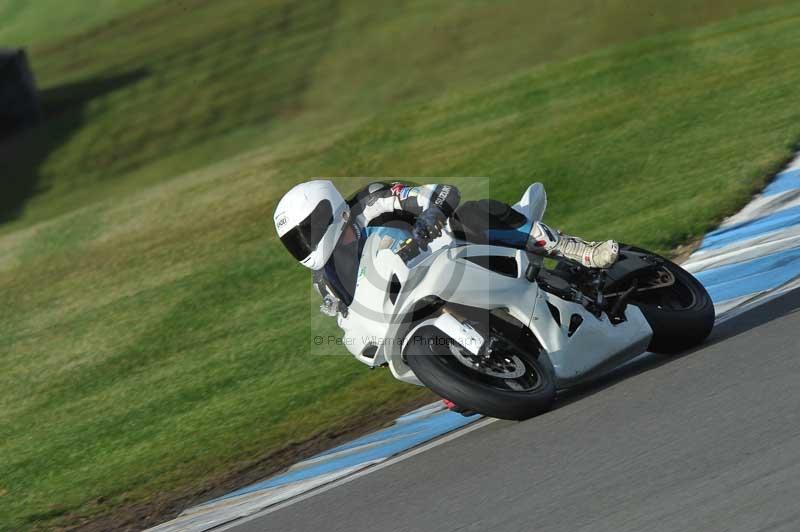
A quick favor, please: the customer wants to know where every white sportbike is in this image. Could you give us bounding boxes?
[334,184,714,420]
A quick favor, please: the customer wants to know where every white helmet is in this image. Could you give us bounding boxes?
[274,180,350,270]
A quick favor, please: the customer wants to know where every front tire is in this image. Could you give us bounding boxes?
[405,328,556,420]
[625,248,715,354]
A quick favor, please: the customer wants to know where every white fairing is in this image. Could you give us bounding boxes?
[530,290,651,385]
[336,183,653,389]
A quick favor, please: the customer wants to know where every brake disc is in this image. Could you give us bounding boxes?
[449,342,527,379]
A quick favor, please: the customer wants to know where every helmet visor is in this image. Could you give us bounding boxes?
[279,199,334,261]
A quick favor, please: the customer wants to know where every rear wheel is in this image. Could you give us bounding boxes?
[624,248,715,353]
[405,328,555,420]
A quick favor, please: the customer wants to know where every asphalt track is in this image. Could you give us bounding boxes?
[228,288,800,532]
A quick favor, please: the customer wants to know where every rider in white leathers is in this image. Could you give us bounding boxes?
[273,180,618,308]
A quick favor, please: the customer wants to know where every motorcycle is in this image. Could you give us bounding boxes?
[331,184,715,420]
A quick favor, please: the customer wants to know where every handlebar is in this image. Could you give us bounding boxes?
[395,222,455,263]
[396,238,423,263]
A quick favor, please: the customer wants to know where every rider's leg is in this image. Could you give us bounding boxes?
[450,200,619,269]
[528,221,618,269]
[450,200,530,245]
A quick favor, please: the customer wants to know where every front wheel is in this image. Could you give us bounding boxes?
[623,247,715,354]
[405,328,555,420]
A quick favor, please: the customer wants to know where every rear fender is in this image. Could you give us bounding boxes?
[603,247,662,292]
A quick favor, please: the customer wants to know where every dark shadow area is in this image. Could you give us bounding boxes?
[554,286,800,409]
[0,69,148,223]
[0,48,42,140]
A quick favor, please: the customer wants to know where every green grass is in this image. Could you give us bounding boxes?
[2,1,800,529]
[1,0,792,227]
[0,0,157,46]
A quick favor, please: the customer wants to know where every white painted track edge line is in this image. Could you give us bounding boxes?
[212,416,498,531]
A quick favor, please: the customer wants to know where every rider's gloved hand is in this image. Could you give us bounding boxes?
[413,206,447,250]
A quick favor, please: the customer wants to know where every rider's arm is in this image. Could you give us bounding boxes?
[313,269,347,317]
[390,183,460,218]
[390,183,460,249]
[312,269,329,298]
[352,182,460,227]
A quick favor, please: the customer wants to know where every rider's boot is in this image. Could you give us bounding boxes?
[528,221,619,269]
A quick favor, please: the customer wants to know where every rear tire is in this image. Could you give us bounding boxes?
[405,328,556,420]
[625,248,715,354]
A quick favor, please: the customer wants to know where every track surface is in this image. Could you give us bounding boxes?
[229,289,800,532]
